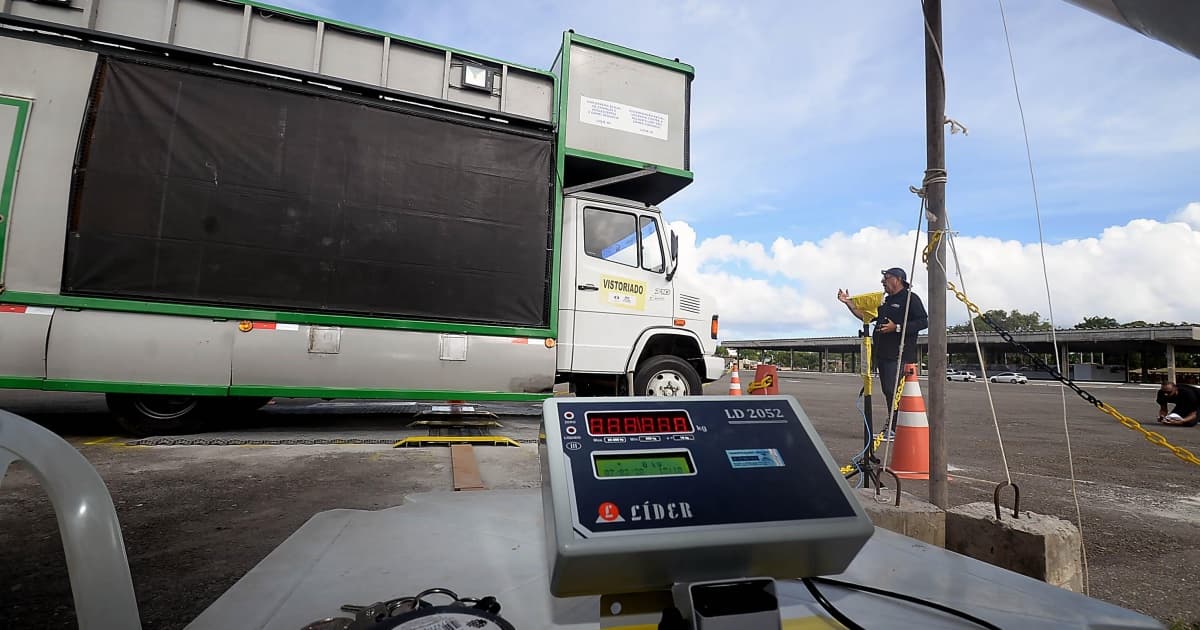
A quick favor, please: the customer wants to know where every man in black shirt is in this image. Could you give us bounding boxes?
[838,267,929,437]
[1156,382,1198,427]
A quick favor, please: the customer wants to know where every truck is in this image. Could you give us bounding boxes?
[0,0,723,435]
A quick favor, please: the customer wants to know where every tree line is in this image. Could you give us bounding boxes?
[720,312,1197,370]
[946,310,1193,333]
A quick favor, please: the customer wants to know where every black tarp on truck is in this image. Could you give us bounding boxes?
[64,57,555,328]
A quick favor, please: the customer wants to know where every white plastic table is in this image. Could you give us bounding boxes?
[187,489,1164,630]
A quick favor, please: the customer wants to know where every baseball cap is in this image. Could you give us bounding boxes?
[881,267,909,286]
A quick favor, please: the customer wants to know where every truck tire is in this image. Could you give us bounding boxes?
[105,393,210,437]
[634,355,702,397]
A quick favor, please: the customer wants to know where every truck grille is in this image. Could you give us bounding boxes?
[679,294,702,314]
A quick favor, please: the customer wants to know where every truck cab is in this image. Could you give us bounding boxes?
[558,193,722,396]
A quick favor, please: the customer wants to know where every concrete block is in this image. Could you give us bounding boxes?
[854,488,945,547]
[946,501,1084,593]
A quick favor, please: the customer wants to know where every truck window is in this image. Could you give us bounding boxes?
[584,208,639,268]
[640,216,664,273]
[582,208,666,273]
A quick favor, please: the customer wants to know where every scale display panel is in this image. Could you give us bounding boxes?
[585,410,694,436]
[540,395,874,597]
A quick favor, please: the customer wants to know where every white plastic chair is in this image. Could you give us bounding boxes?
[0,409,142,629]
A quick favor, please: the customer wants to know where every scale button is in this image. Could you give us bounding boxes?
[565,426,578,435]
[603,437,626,443]
[564,411,575,420]
[565,442,582,451]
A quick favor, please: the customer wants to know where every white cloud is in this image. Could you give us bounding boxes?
[1171,202,1200,229]
[673,216,1200,341]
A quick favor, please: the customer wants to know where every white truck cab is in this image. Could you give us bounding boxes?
[558,194,722,396]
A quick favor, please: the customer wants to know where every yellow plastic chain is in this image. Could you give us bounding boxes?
[891,373,905,421]
[747,374,774,394]
[922,230,946,264]
[1098,403,1200,466]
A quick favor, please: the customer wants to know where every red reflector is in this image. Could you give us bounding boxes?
[0,305,27,313]
[251,322,277,330]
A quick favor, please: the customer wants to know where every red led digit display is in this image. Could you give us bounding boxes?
[585,411,693,435]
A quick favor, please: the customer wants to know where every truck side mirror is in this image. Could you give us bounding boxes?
[666,232,680,281]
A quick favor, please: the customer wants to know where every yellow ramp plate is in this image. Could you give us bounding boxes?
[393,436,520,448]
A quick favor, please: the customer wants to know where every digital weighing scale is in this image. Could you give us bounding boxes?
[540,395,875,626]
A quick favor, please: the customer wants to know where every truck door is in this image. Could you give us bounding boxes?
[571,204,673,372]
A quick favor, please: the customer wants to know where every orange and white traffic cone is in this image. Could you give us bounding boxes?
[888,363,930,480]
[728,369,743,396]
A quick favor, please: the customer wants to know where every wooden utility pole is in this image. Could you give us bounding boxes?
[923,0,949,508]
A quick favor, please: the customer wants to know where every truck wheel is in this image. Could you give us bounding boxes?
[634,356,702,397]
[106,393,209,437]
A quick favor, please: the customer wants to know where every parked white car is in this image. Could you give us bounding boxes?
[947,370,976,382]
[989,372,1028,384]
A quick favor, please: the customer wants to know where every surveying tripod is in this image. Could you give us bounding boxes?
[842,295,901,494]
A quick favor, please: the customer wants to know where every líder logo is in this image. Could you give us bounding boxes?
[597,501,625,523]
[631,501,693,522]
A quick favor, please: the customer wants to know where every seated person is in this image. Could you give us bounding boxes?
[1156,382,1199,427]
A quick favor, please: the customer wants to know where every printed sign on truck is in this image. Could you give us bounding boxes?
[601,275,647,311]
[580,96,669,141]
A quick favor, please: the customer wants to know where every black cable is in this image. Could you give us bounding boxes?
[809,576,1004,630]
[802,578,866,630]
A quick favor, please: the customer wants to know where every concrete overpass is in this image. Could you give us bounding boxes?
[724,326,1200,383]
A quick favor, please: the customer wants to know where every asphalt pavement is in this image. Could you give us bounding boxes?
[0,374,1197,628]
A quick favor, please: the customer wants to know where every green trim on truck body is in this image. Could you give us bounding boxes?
[227,385,549,402]
[42,380,230,396]
[567,33,695,76]
[548,33,572,341]
[0,291,556,338]
[0,96,32,283]
[0,376,552,402]
[0,375,43,390]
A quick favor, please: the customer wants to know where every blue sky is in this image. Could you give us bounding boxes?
[270,0,1200,340]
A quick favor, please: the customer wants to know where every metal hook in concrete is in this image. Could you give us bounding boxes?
[882,470,901,507]
[993,481,1020,520]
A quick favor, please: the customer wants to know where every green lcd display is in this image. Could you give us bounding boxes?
[593,452,694,478]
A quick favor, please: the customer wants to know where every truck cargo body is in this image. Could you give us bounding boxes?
[0,0,722,434]
[0,34,559,392]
